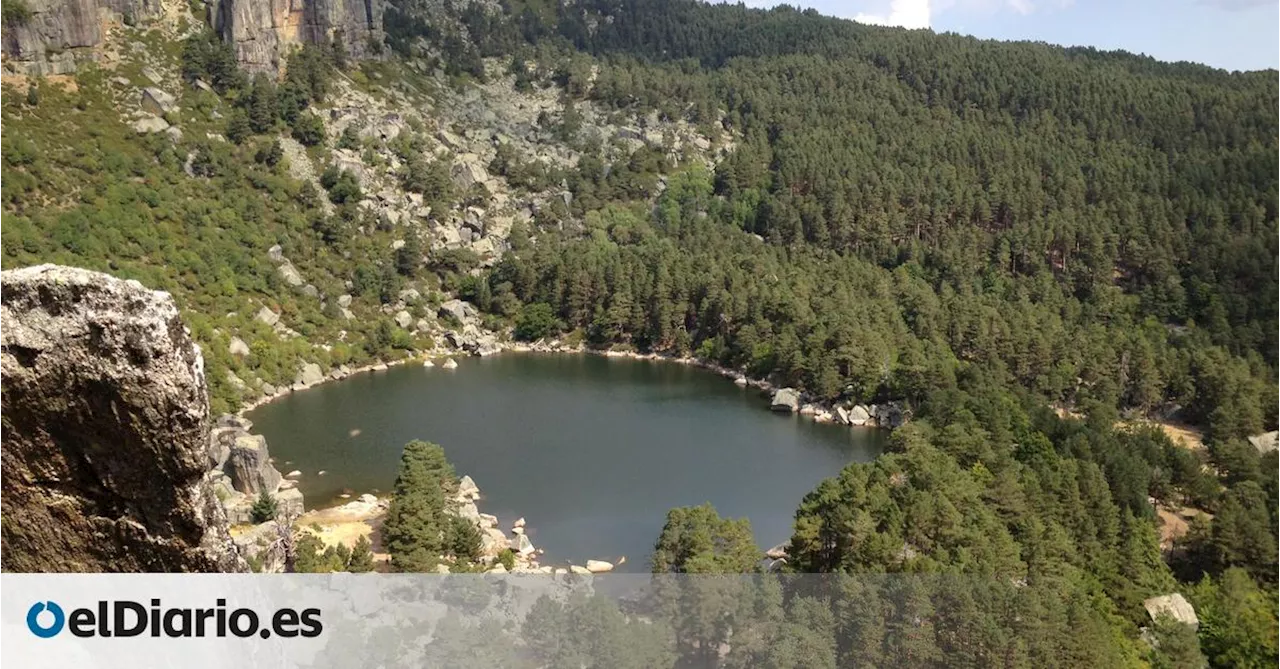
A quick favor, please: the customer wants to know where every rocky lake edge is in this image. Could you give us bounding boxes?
[237,332,908,430]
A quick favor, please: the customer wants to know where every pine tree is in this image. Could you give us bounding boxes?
[395,234,420,277]
[347,535,375,572]
[224,110,252,145]
[382,441,458,572]
[651,503,760,574]
[250,491,278,523]
[246,74,278,133]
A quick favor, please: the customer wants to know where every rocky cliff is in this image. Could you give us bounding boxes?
[1,264,247,572]
[1,0,383,75]
[1,0,164,75]
[206,414,304,525]
[211,0,384,71]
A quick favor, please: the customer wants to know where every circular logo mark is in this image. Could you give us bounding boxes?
[27,601,65,638]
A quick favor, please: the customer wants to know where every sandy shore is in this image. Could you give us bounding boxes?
[297,500,386,546]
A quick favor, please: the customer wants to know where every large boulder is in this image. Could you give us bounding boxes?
[229,336,251,357]
[0,265,246,571]
[208,423,242,470]
[295,362,324,386]
[586,559,614,573]
[446,324,500,356]
[458,475,479,498]
[848,405,871,426]
[481,527,508,557]
[274,488,304,519]
[512,533,535,556]
[1247,431,1278,454]
[255,306,280,326]
[1143,593,1198,627]
[451,155,490,189]
[770,388,801,413]
[141,87,178,115]
[454,499,481,524]
[225,434,282,495]
[438,299,477,323]
[131,115,170,134]
[277,261,304,287]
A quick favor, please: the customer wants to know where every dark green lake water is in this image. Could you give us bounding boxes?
[247,354,886,570]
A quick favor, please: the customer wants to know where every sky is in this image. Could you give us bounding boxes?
[721,0,1280,71]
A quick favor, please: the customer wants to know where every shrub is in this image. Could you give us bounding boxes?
[291,112,326,147]
[514,303,558,341]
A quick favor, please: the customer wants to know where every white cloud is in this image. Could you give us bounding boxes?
[844,0,1066,28]
[854,0,933,29]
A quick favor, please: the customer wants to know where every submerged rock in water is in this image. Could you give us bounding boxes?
[0,264,246,572]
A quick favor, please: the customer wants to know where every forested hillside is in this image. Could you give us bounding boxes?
[443,0,1279,439]
[435,1,1278,664]
[2,0,1276,665]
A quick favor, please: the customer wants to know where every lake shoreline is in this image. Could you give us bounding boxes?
[238,337,899,432]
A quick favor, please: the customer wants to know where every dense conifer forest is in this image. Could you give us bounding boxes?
[399,2,1279,660]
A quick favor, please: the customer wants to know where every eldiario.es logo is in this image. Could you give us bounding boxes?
[26,599,322,639]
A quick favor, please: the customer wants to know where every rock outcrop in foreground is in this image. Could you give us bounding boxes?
[1,264,246,572]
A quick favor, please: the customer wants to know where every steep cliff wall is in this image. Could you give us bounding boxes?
[1,0,163,75]
[1,265,247,572]
[2,0,382,74]
[213,0,383,71]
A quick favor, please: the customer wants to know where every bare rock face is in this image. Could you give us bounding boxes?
[212,0,385,71]
[226,434,283,495]
[3,0,383,75]
[1,0,163,75]
[0,265,246,572]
